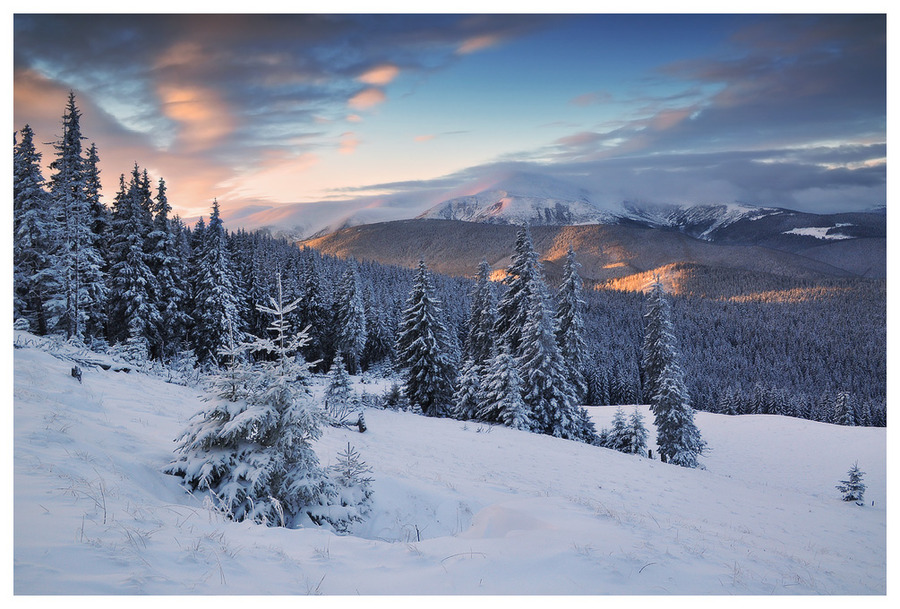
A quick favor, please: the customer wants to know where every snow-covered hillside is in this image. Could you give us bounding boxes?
[14,334,886,594]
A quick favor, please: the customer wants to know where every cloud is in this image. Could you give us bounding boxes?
[348,88,387,110]
[414,134,436,143]
[339,132,360,155]
[358,64,400,85]
[456,34,502,55]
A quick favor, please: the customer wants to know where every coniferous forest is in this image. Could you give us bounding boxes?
[14,92,886,446]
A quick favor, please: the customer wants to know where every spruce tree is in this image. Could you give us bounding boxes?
[79,141,108,342]
[13,124,55,334]
[642,278,705,467]
[495,225,539,357]
[466,258,498,366]
[106,169,161,356]
[452,359,482,421]
[167,275,340,528]
[190,199,244,364]
[624,408,649,456]
[555,246,588,402]
[605,406,630,451]
[836,462,866,502]
[332,260,367,374]
[394,259,457,417]
[516,276,584,440]
[324,352,356,425]
[477,346,531,430]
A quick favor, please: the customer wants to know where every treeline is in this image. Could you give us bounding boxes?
[14,93,885,429]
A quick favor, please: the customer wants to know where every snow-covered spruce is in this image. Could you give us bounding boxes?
[394,259,457,417]
[465,258,498,366]
[165,276,370,530]
[452,359,482,421]
[642,278,706,467]
[324,351,357,426]
[476,346,531,430]
[332,260,367,374]
[836,462,866,503]
[555,245,588,403]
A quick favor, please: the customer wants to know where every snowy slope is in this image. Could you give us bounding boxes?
[14,334,886,594]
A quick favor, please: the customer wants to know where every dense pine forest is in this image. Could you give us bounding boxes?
[14,93,886,440]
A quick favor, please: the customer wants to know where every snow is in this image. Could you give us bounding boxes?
[13,335,887,594]
[783,226,854,240]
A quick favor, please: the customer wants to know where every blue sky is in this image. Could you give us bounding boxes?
[13,12,886,217]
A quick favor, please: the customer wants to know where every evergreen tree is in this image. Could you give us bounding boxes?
[452,359,482,420]
[13,125,55,334]
[495,225,539,357]
[555,246,588,402]
[465,258,498,366]
[642,279,705,467]
[394,259,457,417]
[167,275,338,528]
[332,260,367,374]
[190,199,244,364]
[624,408,649,456]
[47,91,102,340]
[836,462,866,502]
[147,177,190,359]
[477,346,531,430]
[324,352,356,425]
[516,276,585,440]
[106,169,161,354]
[833,391,856,426]
[604,407,630,452]
[79,141,108,342]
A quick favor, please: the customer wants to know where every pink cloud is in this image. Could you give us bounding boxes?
[457,34,501,55]
[358,64,400,86]
[349,87,387,110]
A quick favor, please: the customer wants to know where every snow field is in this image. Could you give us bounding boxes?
[14,341,886,594]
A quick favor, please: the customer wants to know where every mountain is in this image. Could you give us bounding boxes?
[300,219,881,287]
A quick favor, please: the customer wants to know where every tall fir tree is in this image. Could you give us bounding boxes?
[79,141,109,342]
[465,258,498,366]
[642,279,705,467]
[190,199,244,364]
[13,125,57,333]
[332,260,368,374]
[516,275,588,440]
[394,259,457,417]
[106,169,161,355]
[147,177,190,359]
[452,359,482,421]
[47,91,102,340]
[555,246,588,403]
[495,225,540,358]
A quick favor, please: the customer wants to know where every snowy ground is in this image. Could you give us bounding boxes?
[13,333,887,595]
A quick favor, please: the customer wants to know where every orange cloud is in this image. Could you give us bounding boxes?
[157,83,234,148]
[346,114,363,123]
[349,88,387,110]
[414,134,436,142]
[358,64,400,86]
[457,34,501,55]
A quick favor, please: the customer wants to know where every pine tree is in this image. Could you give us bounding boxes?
[79,141,108,342]
[394,259,457,417]
[836,462,866,503]
[465,258,498,366]
[477,346,530,430]
[452,359,482,420]
[13,124,55,334]
[833,391,856,426]
[555,246,588,402]
[332,260,367,374]
[642,279,705,467]
[190,199,244,364]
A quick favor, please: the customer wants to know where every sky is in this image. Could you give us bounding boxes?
[12,10,887,219]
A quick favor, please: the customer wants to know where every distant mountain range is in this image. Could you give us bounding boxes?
[222,169,885,285]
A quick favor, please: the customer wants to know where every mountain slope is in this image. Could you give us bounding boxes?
[300,219,863,285]
[14,333,887,594]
